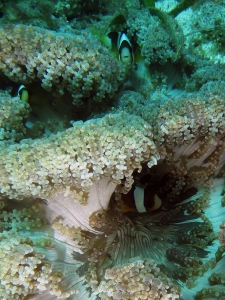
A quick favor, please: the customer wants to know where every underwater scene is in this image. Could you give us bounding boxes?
[1,0,225,299]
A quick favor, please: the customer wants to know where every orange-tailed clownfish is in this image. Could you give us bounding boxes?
[120,185,162,213]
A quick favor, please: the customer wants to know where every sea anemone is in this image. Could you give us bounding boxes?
[1,94,225,299]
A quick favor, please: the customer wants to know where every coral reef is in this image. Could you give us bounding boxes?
[0,202,79,299]
[1,0,225,299]
[1,92,225,299]
[0,24,124,107]
[219,221,225,248]
[126,8,183,65]
[0,231,54,298]
[97,258,181,299]
[54,0,108,19]
[0,112,158,201]
[0,93,30,142]
[0,0,57,28]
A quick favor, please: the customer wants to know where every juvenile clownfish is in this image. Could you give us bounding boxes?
[18,84,29,102]
[120,185,162,213]
[117,33,134,65]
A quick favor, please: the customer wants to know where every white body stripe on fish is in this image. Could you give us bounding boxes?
[134,186,146,213]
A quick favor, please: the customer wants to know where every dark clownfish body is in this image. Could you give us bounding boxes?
[120,185,162,213]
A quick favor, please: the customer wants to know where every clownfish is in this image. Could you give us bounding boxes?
[113,185,162,214]
[117,33,134,65]
[18,84,29,102]
[106,32,134,65]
